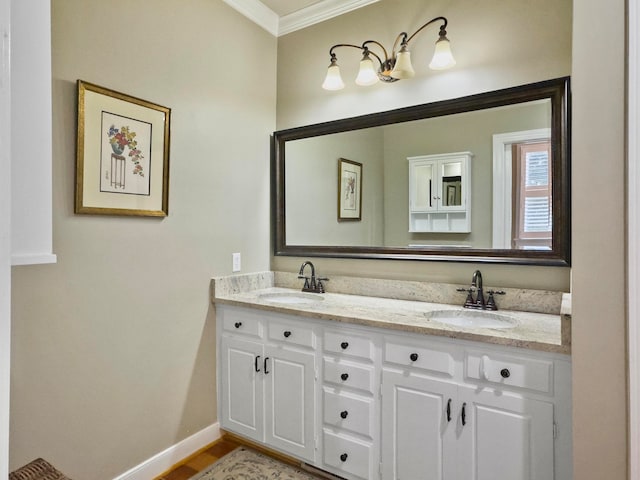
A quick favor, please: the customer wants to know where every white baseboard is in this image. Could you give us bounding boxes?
[112,422,221,480]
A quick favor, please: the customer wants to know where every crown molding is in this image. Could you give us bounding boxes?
[224,0,380,37]
[278,0,380,36]
[222,0,279,36]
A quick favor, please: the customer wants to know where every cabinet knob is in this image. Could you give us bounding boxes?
[340,341,349,350]
[340,453,348,462]
[500,368,511,378]
[410,353,419,362]
[284,330,291,338]
[340,373,349,381]
[340,410,348,419]
[234,322,242,328]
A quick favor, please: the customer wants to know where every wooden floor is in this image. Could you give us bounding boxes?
[155,436,241,480]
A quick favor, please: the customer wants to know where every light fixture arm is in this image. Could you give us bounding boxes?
[328,42,386,70]
[405,16,448,45]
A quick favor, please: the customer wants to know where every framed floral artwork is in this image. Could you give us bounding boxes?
[338,158,362,221]
[75,80,171,216]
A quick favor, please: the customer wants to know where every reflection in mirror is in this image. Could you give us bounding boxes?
[274,77,570,265]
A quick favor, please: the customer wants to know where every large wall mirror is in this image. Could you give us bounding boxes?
[273,77,570,266]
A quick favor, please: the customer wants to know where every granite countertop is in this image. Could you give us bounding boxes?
[213,285,570,355]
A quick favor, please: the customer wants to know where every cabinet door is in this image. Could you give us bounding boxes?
[456,385,554,480]
[264,346,316,462]
[381,369,457,480]
[410,161,437,211]
[220,336,264,443]
[438,158,465,211]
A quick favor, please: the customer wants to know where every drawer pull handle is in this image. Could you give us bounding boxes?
[340,410,348,419]
[341,342,349,350]
[461,402,467,426]
[284,331,292,338]
[234,322,242,329]
[264,357,270,375]
[254,355,261,373]
[500,368,511,378]
[446,398,451,422]
[340,373,349,381]
[340,453,348,462]
[410,353,419,362]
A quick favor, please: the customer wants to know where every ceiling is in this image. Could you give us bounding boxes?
[222,0,380,36]
[260,0,325,17]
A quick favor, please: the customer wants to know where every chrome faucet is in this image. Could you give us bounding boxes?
[298,261,328,293]
[457,270,505,310]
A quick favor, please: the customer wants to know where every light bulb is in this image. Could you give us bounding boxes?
[429,37,456,70]
[322,59,345,90]
[390,44,415,79]
[355,53,379,86]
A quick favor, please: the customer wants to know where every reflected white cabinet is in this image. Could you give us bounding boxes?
[408,152,472,233]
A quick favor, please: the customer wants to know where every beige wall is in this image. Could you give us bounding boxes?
[286,129,384,245]
[276,1,628,480]
[571,0,627,478]
[9,1,276,478]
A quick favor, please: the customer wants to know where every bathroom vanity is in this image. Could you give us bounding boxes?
[213,272,572,480]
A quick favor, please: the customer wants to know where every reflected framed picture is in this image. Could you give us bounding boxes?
[338,158,362,221]
[75,80,171,216]
[447,184,457,206]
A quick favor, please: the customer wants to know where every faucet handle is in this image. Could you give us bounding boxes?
[298,275,311,290]
[457,287,475,308]
[485,290,506,310]
[316,277,329,293]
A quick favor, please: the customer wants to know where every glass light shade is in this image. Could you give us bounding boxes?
[429,37,456,70]
[322,63,345,90]
[355,56,379,86]
[390,47,415,79]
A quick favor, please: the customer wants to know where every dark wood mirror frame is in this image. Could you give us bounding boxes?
[272,77,570,266]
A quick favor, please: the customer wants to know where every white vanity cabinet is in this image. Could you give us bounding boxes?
[216,304,571,480]
[218,307,317,462]
[380,334,568,480]
[408,152,472,233]
[320,327,379,480]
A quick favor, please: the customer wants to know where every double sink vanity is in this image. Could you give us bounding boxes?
[216,76,573,479]
[212,269,572,480]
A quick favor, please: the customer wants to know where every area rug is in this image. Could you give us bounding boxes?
[9,458,72,480]
[190,446,324,480]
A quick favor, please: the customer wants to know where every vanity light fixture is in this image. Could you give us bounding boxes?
[321,16,455,91]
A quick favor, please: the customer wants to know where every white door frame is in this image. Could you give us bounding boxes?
[492,128,551,248]
[629,1,640,478]
[0,0,11,476]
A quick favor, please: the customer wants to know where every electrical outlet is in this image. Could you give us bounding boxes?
[232,252,241,272]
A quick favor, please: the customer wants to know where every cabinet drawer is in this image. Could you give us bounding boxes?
[324,330,374,360]
[323,430,372,480]
[323,389,374,438]
[323,357,375,394]
[267,320,316,348]
[221,309,262,337]
[384,340,455,377]
[465,350,553,393]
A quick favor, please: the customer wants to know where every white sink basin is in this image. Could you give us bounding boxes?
[259,292,325,305]
[425,309,517,329]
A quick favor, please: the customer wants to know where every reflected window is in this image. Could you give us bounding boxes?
[512,141,552,249]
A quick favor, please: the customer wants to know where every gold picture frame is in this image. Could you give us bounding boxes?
[338,158,362,221]
[75,80,171,217]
